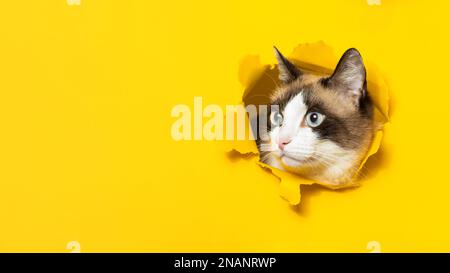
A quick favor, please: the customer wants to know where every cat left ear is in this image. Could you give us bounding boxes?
[327,48,366,106]
[274,46,301,84]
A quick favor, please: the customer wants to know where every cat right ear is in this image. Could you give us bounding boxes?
[274,46,301,84]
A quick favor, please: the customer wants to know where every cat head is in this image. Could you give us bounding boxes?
[259,47,374,186]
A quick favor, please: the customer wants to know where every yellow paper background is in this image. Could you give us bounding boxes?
[0,0,449,252]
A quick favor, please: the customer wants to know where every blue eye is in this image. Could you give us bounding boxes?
[270,111,283,126]
[306,112,325,127]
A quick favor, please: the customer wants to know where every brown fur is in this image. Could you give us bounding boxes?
[257,48,376,185]
[271,75,374,151]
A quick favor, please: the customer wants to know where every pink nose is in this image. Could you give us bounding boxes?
[278,139,291,150]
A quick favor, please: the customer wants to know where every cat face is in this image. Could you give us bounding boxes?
[259,48,374,186]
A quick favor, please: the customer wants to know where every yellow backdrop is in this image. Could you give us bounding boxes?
[0,0,449,252]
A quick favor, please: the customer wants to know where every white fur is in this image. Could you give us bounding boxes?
[265,92,359,186]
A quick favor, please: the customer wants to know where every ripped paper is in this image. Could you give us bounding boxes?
[229,42,389,205]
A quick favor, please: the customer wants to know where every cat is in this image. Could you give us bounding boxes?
[257,47,375,187]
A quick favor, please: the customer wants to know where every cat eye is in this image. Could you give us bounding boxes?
[306,112,325,128]
[270,111,283,126]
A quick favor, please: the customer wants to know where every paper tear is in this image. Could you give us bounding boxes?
[229,42,389,206]
[258,161,314,205]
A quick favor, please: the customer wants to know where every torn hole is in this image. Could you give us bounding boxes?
[229,42,390,206]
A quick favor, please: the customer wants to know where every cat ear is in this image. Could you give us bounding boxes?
[274,46,301,84]
[327,48,366,106]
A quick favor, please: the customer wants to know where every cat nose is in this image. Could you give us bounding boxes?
[278,139,291,150]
